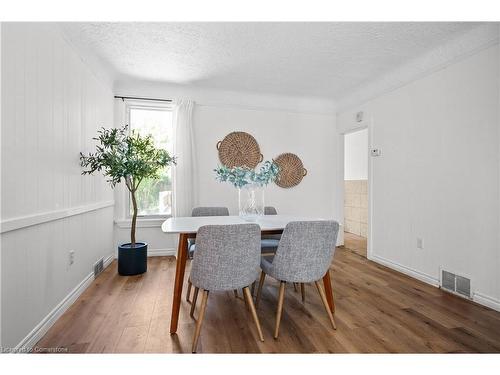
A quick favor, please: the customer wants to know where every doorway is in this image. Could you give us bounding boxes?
[343,128,368,258]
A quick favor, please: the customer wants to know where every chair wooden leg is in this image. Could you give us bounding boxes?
[293,282,298,292]
[233,289,238,298]
[243,291,249,309]
[186,279,192,303]
[314,280,337,330]
[243,287,264,342]
[322,270,335,314]
[251,281,256,296]
[274,281,286,339]
[191,290,209,353]
[300,283,305,303]
[255,271,266,309]
[190,287,199,318]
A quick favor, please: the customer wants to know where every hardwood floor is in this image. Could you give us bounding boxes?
[344,232,367,258]
[35,248,500,353]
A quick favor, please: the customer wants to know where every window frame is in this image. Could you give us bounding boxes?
[125,100,175,219]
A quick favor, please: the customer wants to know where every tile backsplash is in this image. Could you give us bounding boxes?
[344,180,368,238]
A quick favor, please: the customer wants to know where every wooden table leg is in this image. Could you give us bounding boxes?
[322,269,335,314]
[170,232,189,334]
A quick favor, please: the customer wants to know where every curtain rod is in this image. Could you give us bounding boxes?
[114,95,173,103]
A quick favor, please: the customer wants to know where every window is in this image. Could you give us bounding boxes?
[128,104,174,217]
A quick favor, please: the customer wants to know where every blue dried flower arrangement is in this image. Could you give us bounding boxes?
[214,160,280,188]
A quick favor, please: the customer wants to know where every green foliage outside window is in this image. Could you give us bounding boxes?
[134,168,172,216]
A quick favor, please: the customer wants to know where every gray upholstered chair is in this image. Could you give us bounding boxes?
[186,207,230,302]
[255,206,280,296]
[188,207,230,256]
[261,206,280,252]
[191,206,230,217]
[262,207,304,301]
[189,224,264,352]
[264,206,278,215]
[255,220,340,338]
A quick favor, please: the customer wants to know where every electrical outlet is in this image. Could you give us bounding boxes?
[69,250,75,265]
[416,238,424,250]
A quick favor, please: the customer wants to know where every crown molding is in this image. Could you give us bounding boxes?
[337,23,500,113]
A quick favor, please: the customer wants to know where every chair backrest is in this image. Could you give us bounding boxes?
[264,206,278,215]
[191,206,230,217]
[263,206,280,240]
[190,224,261,291]
[269,221,339,283]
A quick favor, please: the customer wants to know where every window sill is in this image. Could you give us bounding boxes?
[114,217,170,229]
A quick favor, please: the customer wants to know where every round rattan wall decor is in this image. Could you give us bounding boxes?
[274,153,307,188]
[216,131,263,168]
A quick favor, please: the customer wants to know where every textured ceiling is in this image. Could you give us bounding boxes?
[60,22,481,99]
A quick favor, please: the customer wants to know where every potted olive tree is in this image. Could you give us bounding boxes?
[80,125,176,276]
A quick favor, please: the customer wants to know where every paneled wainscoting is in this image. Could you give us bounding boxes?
[1,23,115,348]
[34,246,500,353]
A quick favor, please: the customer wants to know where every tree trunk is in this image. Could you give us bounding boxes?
[130,190,138,246]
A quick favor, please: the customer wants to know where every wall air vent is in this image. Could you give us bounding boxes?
[456,275,471,298]
[442,270,455,291]
[440,269,472,299]
[93,258,104,277]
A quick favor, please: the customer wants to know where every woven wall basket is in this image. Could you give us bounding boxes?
[274,153,307,188]
[216,131,263,168]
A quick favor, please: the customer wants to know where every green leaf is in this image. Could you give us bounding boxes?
[80,125,177,191]
[214,161,280,188]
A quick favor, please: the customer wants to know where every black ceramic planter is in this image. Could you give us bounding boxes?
[118,242,148,276]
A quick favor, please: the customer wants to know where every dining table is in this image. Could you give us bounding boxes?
[161,214,337,334]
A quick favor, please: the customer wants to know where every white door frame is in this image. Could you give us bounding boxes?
[337,117,374,260]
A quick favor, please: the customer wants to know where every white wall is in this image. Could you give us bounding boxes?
[0,21,3,348]
[113,82,339,253]
[344,128,368,180]
[497,28,500,314]
[194,105,337,216]
[0,23,114,348]
[337,44,500,310]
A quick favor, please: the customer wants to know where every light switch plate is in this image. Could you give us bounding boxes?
[417,238,424,249]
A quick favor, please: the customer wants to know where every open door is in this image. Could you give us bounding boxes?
[343,128,368,258]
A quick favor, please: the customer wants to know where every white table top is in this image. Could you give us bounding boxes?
[161,215,333,234]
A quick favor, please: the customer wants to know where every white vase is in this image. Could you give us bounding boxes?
[238,184,264,221]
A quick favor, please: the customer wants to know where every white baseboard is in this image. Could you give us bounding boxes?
[370,254,440,287]
[473,292,500,312]
[147,248,176,257]
[15,253,114,350]
[111,248,177,259]
[371,254,500,312]
[103,254,114,268]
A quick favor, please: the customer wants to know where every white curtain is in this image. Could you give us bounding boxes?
[172,99,197,217]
